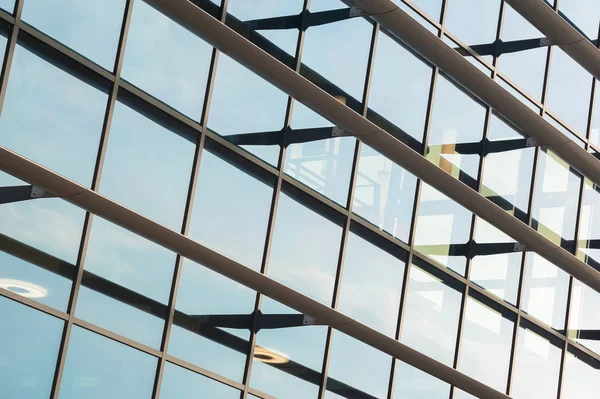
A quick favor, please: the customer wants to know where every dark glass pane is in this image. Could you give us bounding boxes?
[22,0,126,70]
[445,0,500,46]
[0,171,86,265]
[285,102,355,206]
[208,54,286,166]
[0,295,63,399]
[337,232,404,336]
[122,0,213,120]
[562,350,600,398]
[169,258,255,382]
[578,180,600,271]
[267,192,342,305]
[189,147,273,271]
[352,144,418,244]
[100,101,195,231]
[569,279,600,356]
[0,45,108,186]
[250,298,327,398]
[159,362,240,399]
[76,217,175,349]
[325,331,391,398]
[59,326,157,399]
[394,361,450,398]
[368,31,432,142]
[400,263,461,365]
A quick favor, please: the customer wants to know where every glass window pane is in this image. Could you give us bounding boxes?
[562,350,600,399]
[400,263,462,365]
[352,145,418,244]
[559,0,600,40]
[458,296,514,393]
[208,54,286,166]
[0,0,14,12]
[521,254,569,330]
[569,279,600,356]
[122,0,213,120]
[445,0,500,46]
[591,85,600,148]
[394,361,450,398]
[0,172,86,265]
[250,298,327,399]
[189,144,273,271]
[22,0,126,70]
[337,232,405,336]
[100,101,195,231]
[0,295,63,399]
[0,45,108,186]
[325,331,391,399]
[159,362,240,399]
[267,192,342,305]
[59,326,157,399]
[532,150,581,247]
[579,180,600,271]
[510,325,561,399]
[169,258,255,382]
[414,183,472,275]
[76,217,175,349]
[368,31,432,142]
[545,48,592,135]
[400,0,442,22]
[302,1,372,102]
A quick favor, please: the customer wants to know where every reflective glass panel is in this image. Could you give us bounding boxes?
[0,0,14,12]
[510,325,561,399]
[76,217,175,349]
[400,0,442,22]
[267,192,342,305]
[414,183,472,275]
[559,0,600,40]
[545,48,592,135]
[532,150,581,248]
[445,0,501,46]
[122,0,213,120]
[325,331,391,399]
[569,279,600,355]
[458,296,514,392]
[22,0,126,70]
[562,350,600,399]
[368,31,432,142]
[578,181,600,271]
[159,362,240,399]
[250,298,327,399]
[285,102,355,206]
[520,254,569,330]
[592,85,600,148]
[394,361,450,398]
[352,144,418,244]
[0,45,107,186]
[337,232,405,336]
[400,262,462,365]
[189,145,273,271]
[0,295,63,399]
[59,326,157,399]
[100,101,195,231]
[208,54,287,166]
[169,258,255,382]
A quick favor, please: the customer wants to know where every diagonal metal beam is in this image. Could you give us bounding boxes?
[0,146,510,399]
[503,0,600,81]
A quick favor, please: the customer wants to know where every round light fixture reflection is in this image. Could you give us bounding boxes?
[0,279,48,298]
[253,347,289,364]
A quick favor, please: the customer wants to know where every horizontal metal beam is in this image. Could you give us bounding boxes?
[503,0,600,80]
[0,146,510,399]
[345,0,600,188]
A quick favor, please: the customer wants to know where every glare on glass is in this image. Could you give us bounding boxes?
[569,279,600,356]
[578,180,600,271]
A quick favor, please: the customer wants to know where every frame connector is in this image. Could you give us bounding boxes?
[514,243,526,252]
[525,137,539,147]
[331,126,347,137]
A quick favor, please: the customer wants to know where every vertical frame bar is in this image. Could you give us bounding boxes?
[0,0,22,115]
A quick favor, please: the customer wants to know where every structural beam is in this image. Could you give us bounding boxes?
[0,146,510,399]
[343,0,600,188]
[503,0,600,81]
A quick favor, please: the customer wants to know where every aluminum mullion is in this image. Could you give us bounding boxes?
[48,1,135,397]
[0,0,21,115]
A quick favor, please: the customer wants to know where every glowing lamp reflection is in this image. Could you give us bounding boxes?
[253,347,289,364]
[0,279,48,298]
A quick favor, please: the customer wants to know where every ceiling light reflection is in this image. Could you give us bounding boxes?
[0,279,48,298]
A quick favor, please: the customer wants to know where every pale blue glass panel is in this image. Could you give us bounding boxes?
[561,351,600,399]
[122,0,213,120]
[0,295,63,399]
[0,45,107,186]
[100,101,195,231]
[559,0,600,40]
[396,0,442,22]
[445,0,501,46]
[159,362,240,399]
[0,0,13,13]
[22,0,126,70]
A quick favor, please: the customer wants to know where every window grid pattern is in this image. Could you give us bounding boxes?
[0,0,598,398]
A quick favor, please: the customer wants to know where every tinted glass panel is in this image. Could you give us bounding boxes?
[445,0,500,46]
[0,296,63,399]
[59,326,157,399]
[267,192,342,305]
[0,45,107,186]
[159,362,240,399]
[122,0,212,120]
[22,0,126,70]
[100,101,195,231]
[569,279,600,355]
[562,350,600,399]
